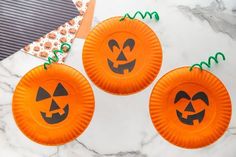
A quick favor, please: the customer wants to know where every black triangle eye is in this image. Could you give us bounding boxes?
[36,87,51,101]
[53,83,68,96]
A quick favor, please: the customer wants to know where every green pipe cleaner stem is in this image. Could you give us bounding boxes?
[120,11,159,21]
[44,42,71,70]
[189,52,225,71]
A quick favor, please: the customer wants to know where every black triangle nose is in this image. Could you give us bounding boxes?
[50,99,60,111]
[184,102,195,112]
[116,51,127,61]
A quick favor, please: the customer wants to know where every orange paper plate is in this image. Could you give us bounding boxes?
[149,67,231,148]
[83,17,162,95]
[13,64,94,145]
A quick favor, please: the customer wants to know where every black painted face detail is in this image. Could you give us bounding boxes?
[40,104,69,124]
[174,91,209,125]
[36,83,69,124]
[36,87,51,101]
[53,83,68,96]
[107,38,136,74]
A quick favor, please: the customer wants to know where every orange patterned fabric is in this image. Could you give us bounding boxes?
[22,0,90,63]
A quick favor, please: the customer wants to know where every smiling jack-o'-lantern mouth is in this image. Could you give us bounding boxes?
[107,59,136,74]
[40,104,69,124]
[176,109,205,125]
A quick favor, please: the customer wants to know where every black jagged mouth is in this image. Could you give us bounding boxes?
[107,59,136,74]
[176,110,205,125]
[40,104,69,124]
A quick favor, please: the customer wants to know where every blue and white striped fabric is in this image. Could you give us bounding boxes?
[0,0,79,61]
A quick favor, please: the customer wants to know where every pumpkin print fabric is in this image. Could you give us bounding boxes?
[149,67,231,148]
[83,17,162,95]
[12,64,94,145]
[22,0,90,63]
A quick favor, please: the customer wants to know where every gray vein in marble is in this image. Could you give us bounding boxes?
[228,127,236,135]
[74,139,147,157]
[0,107,10,134]
[0,118,6,133]
[215,0,225,10]
[140,135,158,148]
[0,82,14,93]
[0,62,21,78]
[178,0,236,39]
[49,147,59,157]
[47,139,147,157]
[94,150,146,157]
[0,103,11,107]
[97,151,146,157]
[75,139,100,155]
[92,16,101,28]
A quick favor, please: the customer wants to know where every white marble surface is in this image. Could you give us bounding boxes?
[1,0,236,156]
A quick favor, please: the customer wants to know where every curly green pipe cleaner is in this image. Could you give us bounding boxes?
[44,42,71,70]
[189,52,225,71]
[120,11,159,21]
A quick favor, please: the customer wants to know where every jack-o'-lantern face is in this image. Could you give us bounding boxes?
[150,67,232,148]
[174,91,209,125]
[13,64,95,145]
[36,83,69,124]
[166,83,212,127]
[107,38,136,74]
[83,17,162,94]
